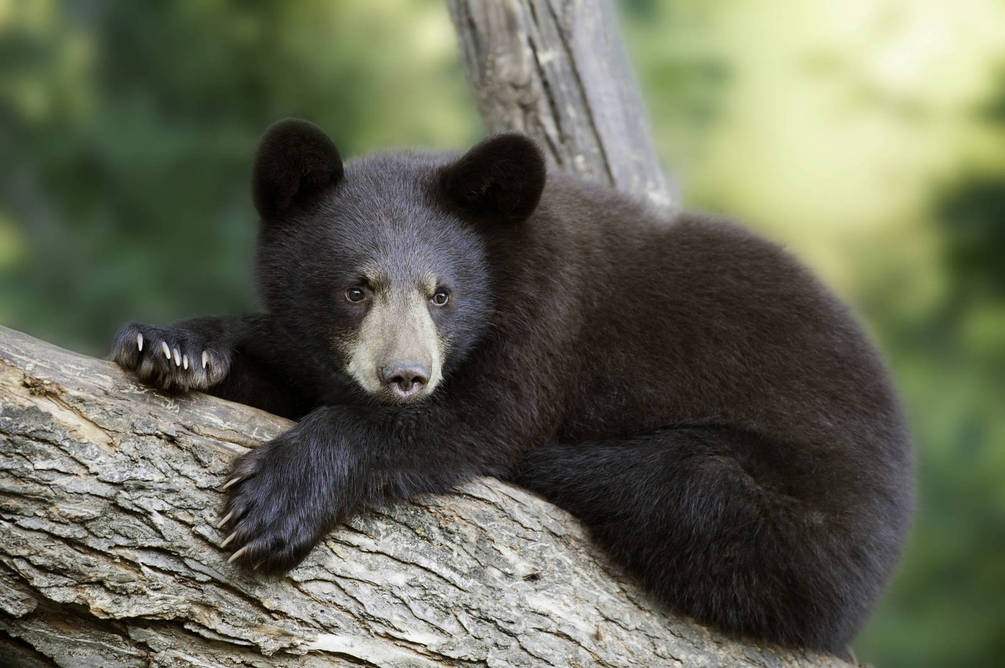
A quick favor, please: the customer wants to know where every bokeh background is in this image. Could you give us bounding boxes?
[1,1,1003,665]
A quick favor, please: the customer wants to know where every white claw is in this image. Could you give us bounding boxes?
[227,546,248,564]
[202,350,209,369]
[173,348,181,366]
[221,477,242,490]
[220,532,236,548]
[161,341,171,359]
[216,511,233,529]
[136,333,144,352]
[183,354,189,370]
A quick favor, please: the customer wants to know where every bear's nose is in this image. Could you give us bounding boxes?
[379,362,430,401]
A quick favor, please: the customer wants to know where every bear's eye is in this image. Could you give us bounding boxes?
[431,290,450,307]
[345,287,368,303]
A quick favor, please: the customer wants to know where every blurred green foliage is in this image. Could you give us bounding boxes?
[1,1,1003,666]
[0,0,480,352]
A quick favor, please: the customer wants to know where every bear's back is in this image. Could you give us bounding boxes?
[506,176,909,484]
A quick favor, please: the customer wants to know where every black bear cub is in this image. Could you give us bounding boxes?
[113,119,913,652]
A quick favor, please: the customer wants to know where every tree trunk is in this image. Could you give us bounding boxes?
[0,326,850,666]
[445,0,676,209]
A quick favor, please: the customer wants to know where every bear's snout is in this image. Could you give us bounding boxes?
[380,361,430,402]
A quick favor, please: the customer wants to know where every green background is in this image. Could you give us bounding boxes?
[1,2,1003,665]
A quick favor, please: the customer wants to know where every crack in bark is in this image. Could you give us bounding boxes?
[541,0,615,185]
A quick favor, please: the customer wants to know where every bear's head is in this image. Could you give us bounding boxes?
[251,119,546,404]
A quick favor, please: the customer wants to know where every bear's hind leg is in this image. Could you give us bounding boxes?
[505,427,888,653]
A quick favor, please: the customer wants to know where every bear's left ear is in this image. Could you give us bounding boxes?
[252,118,344,222]
[440,134,546,223]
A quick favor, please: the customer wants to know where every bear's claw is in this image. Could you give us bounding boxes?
[112,322,231,392]
[220,477,242,490]
[218,430,334,574]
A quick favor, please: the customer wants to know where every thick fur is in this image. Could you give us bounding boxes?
[112,119,913,653]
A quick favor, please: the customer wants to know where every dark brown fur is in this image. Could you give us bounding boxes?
[113,120,914,653]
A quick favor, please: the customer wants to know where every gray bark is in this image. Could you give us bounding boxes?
[446,0,676,209]
[0,326,852,666]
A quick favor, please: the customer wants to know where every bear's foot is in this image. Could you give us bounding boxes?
[217,431,329,573]
[112,322,231,392]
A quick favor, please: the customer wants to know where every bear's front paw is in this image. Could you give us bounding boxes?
[217,437,330,573]
[112,322,231,391]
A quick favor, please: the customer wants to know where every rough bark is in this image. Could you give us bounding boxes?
[446,0,676,209]
[0,326,852,666]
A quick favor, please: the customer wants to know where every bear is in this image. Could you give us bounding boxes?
[112,118,914,653]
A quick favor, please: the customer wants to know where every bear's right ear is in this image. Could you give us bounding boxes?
[440,133,546,224]
[252,118,344,221]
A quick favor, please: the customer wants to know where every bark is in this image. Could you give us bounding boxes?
[0,326,852,666]
[445,0,676,209]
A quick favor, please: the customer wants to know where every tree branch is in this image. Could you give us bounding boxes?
[446,0,676,209]
[0,326,850,665]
